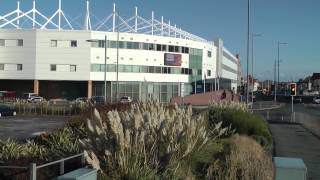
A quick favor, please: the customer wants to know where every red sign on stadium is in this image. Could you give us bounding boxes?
[164,53,182,66]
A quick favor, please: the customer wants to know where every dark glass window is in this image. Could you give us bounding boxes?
[133,42,139,49]
[208,51,212,57]
[156,44,162,51]
[185,47,189,54]
[70,40,77,47]
[17,64,23,71]
[107,64,116,72]
[143,43,149,50]
[140,66,148,73]
[119,41,125,48]
[189,69,192,75]
[198,69,202,75]
[162,45,167,51]
[148,66,155,73]
[148,43,154,50]
[207,70,211,76]
[169,45,174,52]
[50,64,56,71]
[155,67,162,73]
[174,46,180,53]
[127,42,134,49]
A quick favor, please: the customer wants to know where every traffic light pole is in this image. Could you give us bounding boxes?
[291,95,294,122]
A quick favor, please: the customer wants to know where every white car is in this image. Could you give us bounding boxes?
[28,95,44,103]
[313,96,320,104]
[120,96,132,103]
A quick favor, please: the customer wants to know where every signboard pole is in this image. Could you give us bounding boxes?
[291,96,294,122]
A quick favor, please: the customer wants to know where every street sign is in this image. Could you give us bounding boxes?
[290,83,296,96]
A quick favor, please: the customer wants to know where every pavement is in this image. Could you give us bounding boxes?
[269,124,320,180]
[0,115,68,140]
[254,102,320,180]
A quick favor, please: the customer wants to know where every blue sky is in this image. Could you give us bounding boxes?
[0,0,319,81]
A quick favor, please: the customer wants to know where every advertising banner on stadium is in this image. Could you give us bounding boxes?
[164,53,182,66]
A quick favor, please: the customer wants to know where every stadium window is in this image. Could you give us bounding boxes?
[155,67,162,73]
[124,65,133,72]
[0,64,4,70]
[107,64,116,72]
[148,66,155,73]
[70,65,77,72]
[174,46,180,53]
[17,64,23,71]
[156,44,162,51]
[142,43,149,50]
[70,40,77,47]
[0,39,4,46]
[207,70,211,76]
[207,51,212,57]
[119,41,125,48]
[148,43,154,50]
[185,47,189,54]
[162,45,167,51]
[118,65,125,72]
[50,64,57,71]
[17,39,23,46]
[50,40,57,47]
[163,67,169,74]
[133,42,139,49]
[168,45,174,52]
[132,65,140,73]
[91,64,100,72]
[98,40,105,48]
[189,69,192,75]
[109,41,117,48]
[140,66,148,73]
[197,69,202,75]
[181,47,185,53]
[127,41,133,49]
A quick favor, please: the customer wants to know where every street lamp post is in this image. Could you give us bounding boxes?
[246,0,250,104]
[87,35,107,104]
[251,33,262,105]
[275,41,288,103]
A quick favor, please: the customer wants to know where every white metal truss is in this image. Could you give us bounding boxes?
[0,1,208,42]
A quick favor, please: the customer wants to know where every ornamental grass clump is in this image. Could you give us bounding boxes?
[80,102,223,178]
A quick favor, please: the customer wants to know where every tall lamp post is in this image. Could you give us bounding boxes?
[246,0,251,104]
[87,35,107,103]
[251,33,262,105]
[275,41,288,103]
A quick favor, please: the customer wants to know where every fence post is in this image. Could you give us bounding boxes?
[29,163,37,180]
[59,161,65,175]
[267,111,269,120]
[81,153,85,166]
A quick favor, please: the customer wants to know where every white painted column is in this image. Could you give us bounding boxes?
[112,3,116,32]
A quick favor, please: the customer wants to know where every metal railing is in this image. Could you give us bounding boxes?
[0,152,85,180]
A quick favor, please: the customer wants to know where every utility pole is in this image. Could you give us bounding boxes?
[274,59,277,102]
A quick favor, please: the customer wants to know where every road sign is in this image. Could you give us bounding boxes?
[290,83,297,96]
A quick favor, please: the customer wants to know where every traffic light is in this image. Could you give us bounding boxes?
[290,83,296,96]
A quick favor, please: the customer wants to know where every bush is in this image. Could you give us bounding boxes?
[206,135,274,180]
[208,102,272,148]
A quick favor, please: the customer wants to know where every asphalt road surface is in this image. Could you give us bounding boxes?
[0,115,68,140]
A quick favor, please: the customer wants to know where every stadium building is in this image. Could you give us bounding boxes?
[0,1,241,103]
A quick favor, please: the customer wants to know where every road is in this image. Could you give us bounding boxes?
[0,115,68,140]
[255,102,320,180]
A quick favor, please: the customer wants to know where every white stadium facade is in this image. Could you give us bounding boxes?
[0,0,241,103]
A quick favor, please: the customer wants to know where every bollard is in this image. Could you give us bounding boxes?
[281,116,284,121]
[267,111,270,120]
[29,163,37,180]
[59,161,65,175]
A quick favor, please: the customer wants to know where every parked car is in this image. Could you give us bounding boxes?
[27,95,44,103]
[75,97,88,103]
[23,93,38,100]
[90,96,105,105]
[294,97,303,103]
[120,96,132,104]
[0,104,16,117]
[313,96,320,104]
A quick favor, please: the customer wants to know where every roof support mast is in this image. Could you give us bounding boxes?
[161,16,163,36]
[16,1,20,28]
[58,0,61,30]
[168,20,171,37]
[32,0,36,28]
[151,11,154,35]
[135,6,137,32]
[112,3,116,32]
[84,0,91,30]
